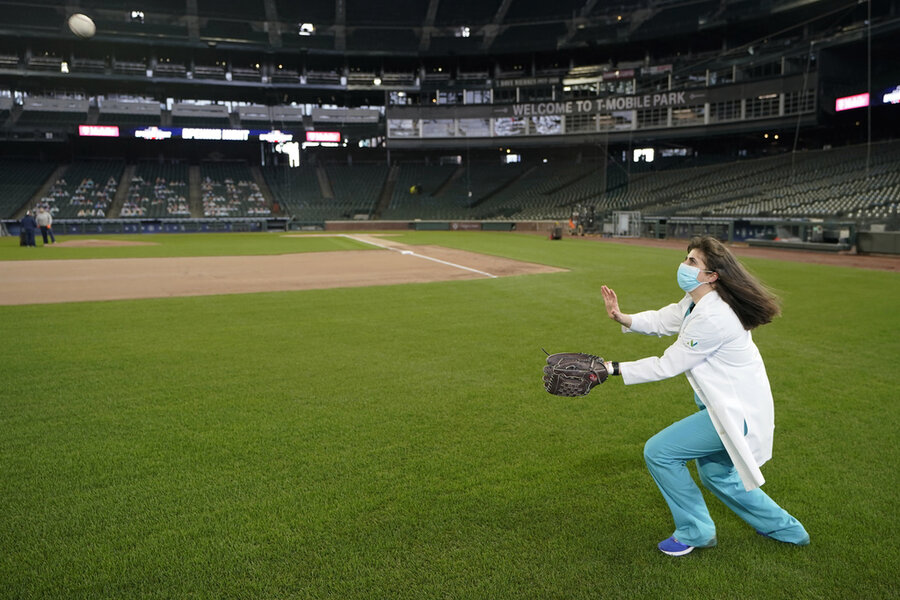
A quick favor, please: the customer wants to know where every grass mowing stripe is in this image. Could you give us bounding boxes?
[0,232,374,261]
[1,232,898,599]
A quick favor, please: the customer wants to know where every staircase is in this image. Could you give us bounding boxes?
[316,165,334,199]
[371,164,399,219]
[250,165,282,215]
[188,165,203,217]
[106,164,136,218]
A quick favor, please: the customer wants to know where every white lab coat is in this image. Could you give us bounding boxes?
[620,290,774,491]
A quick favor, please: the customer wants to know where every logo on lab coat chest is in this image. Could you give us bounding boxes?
[685,339,699,348]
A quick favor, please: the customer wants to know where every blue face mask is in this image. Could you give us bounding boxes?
[677,263,709,292]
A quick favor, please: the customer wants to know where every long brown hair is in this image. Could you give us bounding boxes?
[688,236,781,329]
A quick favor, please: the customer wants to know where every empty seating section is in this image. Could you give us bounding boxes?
[263,165,326,219]
[385,161,606,221]
[603,163,732,216]
[440,163,523,219]
[261,164,382,221]
[36,161,123,218]
[125,163,190,217]
[325,165,385,218]
[200,162,270,217]
[631,141,900,220]
[383,164,459,220]
[399,163,497,220]
[3,141,895,224]
[0,160,57,218]
[379,142,900,222]
[485,162,604,220]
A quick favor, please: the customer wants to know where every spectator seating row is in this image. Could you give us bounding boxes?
[124,162,190,218]
[36,161,124,218]
[200,162,270,217]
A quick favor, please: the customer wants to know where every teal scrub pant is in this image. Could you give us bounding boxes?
[643,404,809,547]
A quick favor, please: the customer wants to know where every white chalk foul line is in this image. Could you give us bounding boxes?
[340,235,498,279]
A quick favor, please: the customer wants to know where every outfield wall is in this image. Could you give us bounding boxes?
[3,217,881,254]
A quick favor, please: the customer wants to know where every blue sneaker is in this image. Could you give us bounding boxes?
[658,536,694,556]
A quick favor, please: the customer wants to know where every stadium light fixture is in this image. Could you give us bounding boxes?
[130,10,144,23]
[60,61,69,73]
[298,22,315,36]
[373,77,382,86]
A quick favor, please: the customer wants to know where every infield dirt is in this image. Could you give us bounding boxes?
[2,234,896,306]
[0,239,564,305]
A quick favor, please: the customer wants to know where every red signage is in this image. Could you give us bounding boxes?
[835,93,869,112]
[305,131,341,143]
[79,125,120,137]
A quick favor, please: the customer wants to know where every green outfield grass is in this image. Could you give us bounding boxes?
[0,232,374,260]
[1,231,898,599]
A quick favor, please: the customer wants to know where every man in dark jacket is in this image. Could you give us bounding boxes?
[20,211,38,247]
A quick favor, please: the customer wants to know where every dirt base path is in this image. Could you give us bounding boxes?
[0,238,564,306]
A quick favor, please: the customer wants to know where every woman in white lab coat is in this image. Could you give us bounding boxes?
[600,236,809,556]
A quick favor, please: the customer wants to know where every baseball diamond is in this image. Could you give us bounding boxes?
[1,0,899,596]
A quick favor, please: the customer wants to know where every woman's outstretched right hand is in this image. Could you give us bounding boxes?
[601,285,631,328]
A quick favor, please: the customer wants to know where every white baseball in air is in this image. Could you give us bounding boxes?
[68,13,97,39]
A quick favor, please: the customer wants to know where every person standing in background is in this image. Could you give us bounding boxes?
[36,207,56,245]
[20,210,38,247]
